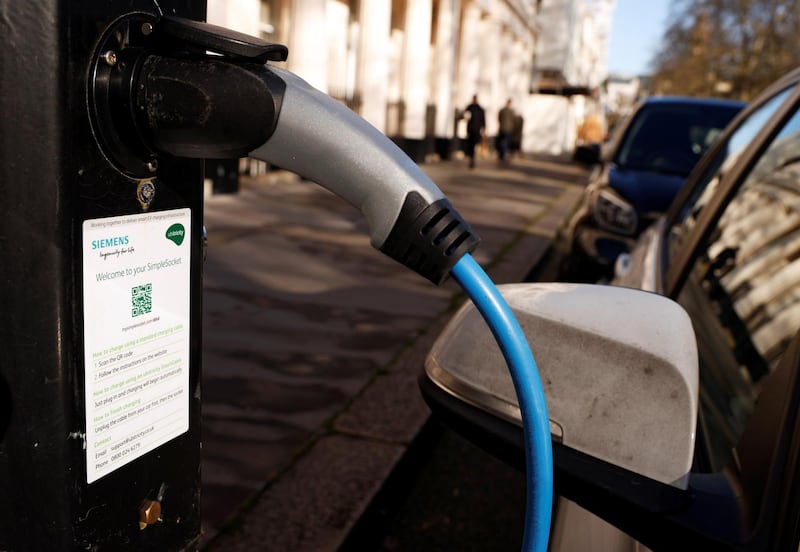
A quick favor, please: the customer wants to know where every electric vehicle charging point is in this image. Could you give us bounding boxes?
[1,3,206,550]
[2,5,558,550]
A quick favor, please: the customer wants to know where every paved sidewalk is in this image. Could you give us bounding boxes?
[198,155,588,550]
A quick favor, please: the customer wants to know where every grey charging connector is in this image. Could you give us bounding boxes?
[91,14,479,284]
[247,66,479,283]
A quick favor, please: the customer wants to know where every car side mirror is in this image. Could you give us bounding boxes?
[421,283,699,492]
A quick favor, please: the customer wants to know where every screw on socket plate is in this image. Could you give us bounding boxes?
[102,50,117,66]
[138,499,161,530]
[141,22,154,36]
[137,180,156,209]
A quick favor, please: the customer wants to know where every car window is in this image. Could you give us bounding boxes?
[613,102,742,176]
[668,88,794,254]
[667,91,800,472]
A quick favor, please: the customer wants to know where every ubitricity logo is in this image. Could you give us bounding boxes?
[166,223,186,246]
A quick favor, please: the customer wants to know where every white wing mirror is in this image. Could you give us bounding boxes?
[423,283,699,489]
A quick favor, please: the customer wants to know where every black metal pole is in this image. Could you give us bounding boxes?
[0,2,205,550]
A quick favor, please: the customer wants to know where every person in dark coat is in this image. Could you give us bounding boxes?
[496,98,516,162]
[463,95,486,168]
[510,113,524,158]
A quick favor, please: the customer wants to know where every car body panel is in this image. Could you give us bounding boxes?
[607,68,800,548]
[607,165,684,213]
[425,68,800,551]
[560,96,745,282]
[612,218,664,293]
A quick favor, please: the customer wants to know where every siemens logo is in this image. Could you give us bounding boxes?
[91,236,130,250]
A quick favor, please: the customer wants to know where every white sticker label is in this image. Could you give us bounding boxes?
[82,208,191,483]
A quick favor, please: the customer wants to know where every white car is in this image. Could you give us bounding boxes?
[421,67,800,551]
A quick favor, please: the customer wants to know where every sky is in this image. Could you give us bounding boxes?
[607,0,672,76]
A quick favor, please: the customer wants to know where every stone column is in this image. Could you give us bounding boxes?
[456,1,482,109]
[496,23,512,108]
[325,0,350,99]
[477,12,501,137]
[513,37,533,100]
[433,0,460,138]
[206,0,260,36]
[401,0,433,140]
[287,0,328,92]
[356,0,392,131]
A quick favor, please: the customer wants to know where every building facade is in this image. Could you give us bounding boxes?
[208,0,614,159]
[529,0,615,154]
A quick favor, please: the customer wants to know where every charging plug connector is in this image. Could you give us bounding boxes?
[90,14,479,283]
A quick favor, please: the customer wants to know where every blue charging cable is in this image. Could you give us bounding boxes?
[450,253,553,552]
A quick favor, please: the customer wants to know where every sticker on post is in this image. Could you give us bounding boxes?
[82,208,191,483]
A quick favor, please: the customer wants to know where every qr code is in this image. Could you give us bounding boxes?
[132,283,153,317]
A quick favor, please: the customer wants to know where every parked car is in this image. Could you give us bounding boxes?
[560,96,745,282]
[421,67,800,550]
[573,113,606,165]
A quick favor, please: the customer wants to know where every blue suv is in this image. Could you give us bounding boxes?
[559,96,745,281]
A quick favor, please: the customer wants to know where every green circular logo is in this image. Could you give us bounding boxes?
[166,223,186,246]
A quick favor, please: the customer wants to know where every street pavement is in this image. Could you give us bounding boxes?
[198,153,588,550]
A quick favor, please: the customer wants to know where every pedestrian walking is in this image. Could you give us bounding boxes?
[497,99,516,163]
[510,114,524,158]
[463,95,486,168]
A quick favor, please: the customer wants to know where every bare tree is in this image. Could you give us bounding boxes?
[649,0,800,100]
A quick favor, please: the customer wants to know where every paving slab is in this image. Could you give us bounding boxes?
[199,155,588,549]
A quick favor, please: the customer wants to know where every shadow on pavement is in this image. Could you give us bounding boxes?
[340,420,526,552]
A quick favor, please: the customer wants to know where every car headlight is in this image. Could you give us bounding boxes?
[591,188,638,235]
